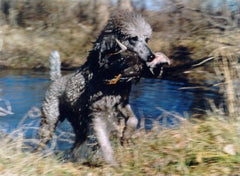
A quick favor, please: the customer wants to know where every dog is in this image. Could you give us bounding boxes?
[36,10,170,166]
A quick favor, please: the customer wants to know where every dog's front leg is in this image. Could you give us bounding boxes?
[120,104,138,145]
[92,115,118,166]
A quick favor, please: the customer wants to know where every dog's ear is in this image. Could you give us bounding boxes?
[96,34,127,67]
[99,34,127,55]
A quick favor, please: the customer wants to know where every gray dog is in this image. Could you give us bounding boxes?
[37,10,170,166]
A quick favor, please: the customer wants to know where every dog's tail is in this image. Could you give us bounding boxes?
[49,50,61,81]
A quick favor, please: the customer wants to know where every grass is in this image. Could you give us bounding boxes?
[116,115,240,175]
[0,114,240,175]
[1,24,93,69]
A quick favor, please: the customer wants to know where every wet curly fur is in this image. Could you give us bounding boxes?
[37,10,169,166]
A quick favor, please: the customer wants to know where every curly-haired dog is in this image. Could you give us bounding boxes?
[37,11,170,166]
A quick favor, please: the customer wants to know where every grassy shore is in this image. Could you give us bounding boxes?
[0,114,240,176]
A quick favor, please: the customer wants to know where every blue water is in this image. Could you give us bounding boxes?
[0,69,217,149]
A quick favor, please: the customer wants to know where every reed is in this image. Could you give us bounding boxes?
[212,46,240,119]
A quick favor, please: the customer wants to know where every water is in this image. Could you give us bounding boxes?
[130,78,219,128]
[0,70,50,144]
[0,69,218,149]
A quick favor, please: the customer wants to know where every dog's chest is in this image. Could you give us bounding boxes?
[89,85,130,117]
[91,93,122,110]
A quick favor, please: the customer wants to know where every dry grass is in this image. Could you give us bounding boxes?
[1,0,109,69]
[212,46,240,118]
[2,0,240,72]
[0,113,240,175]
[1,24,93,69]
[116,115,240,175]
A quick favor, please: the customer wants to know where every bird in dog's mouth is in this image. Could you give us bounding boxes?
[106,51,170,85]
[146,52,170,77]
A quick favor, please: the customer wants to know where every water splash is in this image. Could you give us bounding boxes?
[0,98,14,117]
[18,106,41,127]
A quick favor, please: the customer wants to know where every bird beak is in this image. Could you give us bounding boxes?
[115,39,127,53]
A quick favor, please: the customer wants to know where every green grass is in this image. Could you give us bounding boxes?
[1,114,240,175]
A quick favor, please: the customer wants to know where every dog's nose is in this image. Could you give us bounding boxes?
[147,53,155,62]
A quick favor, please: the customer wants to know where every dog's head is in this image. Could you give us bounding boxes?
[96,11,155,64]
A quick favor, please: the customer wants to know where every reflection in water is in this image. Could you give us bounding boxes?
[0,70,220,148]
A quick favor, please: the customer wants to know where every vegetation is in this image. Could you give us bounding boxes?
[1,0,240,72]
[0,113,240,175]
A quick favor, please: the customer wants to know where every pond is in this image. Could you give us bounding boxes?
[0,69,219,150]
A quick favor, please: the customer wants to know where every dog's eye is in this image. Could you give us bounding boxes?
[129,36,138,44]
[145,38,150,43]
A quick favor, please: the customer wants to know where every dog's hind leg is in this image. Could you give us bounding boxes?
[120,104,138,145]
